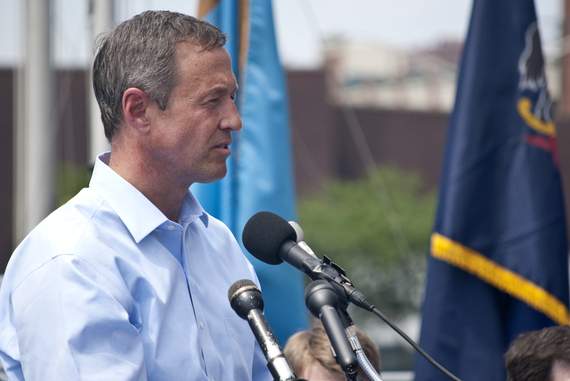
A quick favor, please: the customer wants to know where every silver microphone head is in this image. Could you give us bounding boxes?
[288,221,316,257]
[288,221,304,242]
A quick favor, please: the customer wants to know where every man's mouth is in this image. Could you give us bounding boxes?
[215,141,232,155]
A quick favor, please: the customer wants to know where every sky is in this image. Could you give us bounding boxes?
[0,0,563,69]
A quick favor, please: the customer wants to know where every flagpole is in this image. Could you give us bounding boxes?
[14,0,56,243]
[87,0,113,164]
[560,0,570,118]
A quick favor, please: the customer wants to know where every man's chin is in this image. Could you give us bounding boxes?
[194,168,228,185]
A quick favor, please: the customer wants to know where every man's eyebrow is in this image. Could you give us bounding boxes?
[204,83,239,95]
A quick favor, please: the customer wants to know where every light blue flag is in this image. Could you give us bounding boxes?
[194,0,309,345]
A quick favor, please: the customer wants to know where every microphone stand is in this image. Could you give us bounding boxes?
[305,280,362,381]
[304,280,384,381]
[346,325,384,381]
[337,299,383,381]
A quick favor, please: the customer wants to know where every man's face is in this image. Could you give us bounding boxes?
[551,360,570,381]
[148,43,241,186]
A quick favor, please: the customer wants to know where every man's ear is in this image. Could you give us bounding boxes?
[122,88,152,135]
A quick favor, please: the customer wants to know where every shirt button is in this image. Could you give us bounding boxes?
[200,321,204,330]
[168,225,175,231]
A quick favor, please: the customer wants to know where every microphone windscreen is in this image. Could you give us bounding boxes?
[242,211,297,265]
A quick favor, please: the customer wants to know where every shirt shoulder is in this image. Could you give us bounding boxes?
[3,187,127,293]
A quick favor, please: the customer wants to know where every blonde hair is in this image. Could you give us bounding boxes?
[284,323,381,379]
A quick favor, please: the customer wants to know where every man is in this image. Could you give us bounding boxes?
[284,323,381,381]
[0,11,271,381]
[505,325,570,381]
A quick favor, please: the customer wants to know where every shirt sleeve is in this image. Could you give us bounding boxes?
[11,254,147,381]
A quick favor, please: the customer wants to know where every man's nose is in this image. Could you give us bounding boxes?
[220,99,242,132]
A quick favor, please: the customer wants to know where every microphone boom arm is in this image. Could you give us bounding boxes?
[280,240,374,312]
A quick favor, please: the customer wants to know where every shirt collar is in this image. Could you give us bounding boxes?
[179,189,210,229]
[89,152,209,243]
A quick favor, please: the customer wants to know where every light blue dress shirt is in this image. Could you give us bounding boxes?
[0,153,272,381]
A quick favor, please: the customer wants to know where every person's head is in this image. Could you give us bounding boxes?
[505,325,570,381]
[284,323,381,381]
[94,11,242,188]
[92,10,227,143]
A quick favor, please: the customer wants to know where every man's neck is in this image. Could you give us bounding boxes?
[108,149,189,222]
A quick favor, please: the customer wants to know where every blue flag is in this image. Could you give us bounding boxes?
[194,0,309,344]
[414,0,569,380]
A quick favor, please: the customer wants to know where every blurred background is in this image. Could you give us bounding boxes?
[0,0,566,377]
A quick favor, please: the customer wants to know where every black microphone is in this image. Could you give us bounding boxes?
[305,280,360,377]
[228,279,302,381]
[242,211,373,311]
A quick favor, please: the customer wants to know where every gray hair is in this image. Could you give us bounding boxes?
[92,10,227,142]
